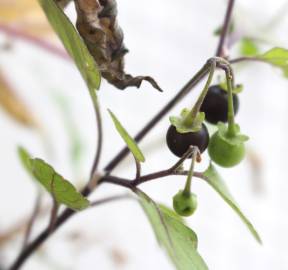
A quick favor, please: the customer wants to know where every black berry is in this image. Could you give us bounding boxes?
[200,85,239,124]
[166,124,209,157]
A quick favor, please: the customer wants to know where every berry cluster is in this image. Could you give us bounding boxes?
[166,83,247,217]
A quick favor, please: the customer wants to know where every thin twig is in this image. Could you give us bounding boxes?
[169,146,195,172]
[134,158,141,180]
[88,100,103,189]
[215,0,236,57]
[90,193,133,207]
[21,192,42,250]
[48,176,59,233]
[229,56,264,64]
[48,200,59,233]
[132,170,203,187]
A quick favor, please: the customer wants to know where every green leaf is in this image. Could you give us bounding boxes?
[257,47,288,77]
[30,158,90,211]
[203,163,262,244]
[138,190,208,270]
[108,109,145,162]
[158,204,185,223]
[169,109,205,133]
[240,38,259,56]
[38,0,101,93]
[18,146,33,173]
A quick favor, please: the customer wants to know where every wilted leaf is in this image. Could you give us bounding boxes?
[30,158,89,211]
[138,190,208,270]
[203,163,262,244]
[108,109,145,162]
[0,70,37,128]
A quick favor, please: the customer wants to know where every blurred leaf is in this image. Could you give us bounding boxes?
[213,23,234,36]
[52,93,84,167]
[240,38,259,56]
[38,0,101,94]
[138,190,208,270]
[29,157,89,211]
[0,0,53,37]
[108,109,145,162]
[0,70,37,128]
[257,47,288,77]
[203,163,262,244]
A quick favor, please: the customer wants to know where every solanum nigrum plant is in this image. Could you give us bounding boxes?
[200,84,239,124]
[4,0,288,269]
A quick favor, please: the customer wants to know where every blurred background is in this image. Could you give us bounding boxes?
[1,0,288,269]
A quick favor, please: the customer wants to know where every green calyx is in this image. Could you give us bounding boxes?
[208,122,249,168]
[219,81,243,94]
[173,190,198,217]
[169,108,205,134]
[217,122,249,145]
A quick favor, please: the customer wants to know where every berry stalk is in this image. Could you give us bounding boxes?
[225,71,236,136]
[184,60,217,127]
[183,147,198,196]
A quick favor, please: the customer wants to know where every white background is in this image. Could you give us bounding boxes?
[1,0,288,269]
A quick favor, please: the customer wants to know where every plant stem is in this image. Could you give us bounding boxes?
[225,69,236,136]
[48,200,59,233]
[229,56,264,64]
[184,60,216,126]
[89,193,132,207]
[21,192,42,250]
[134,158,141,180]
[216,0,236,57]
[183,148,198,196]
[88,97,103,189]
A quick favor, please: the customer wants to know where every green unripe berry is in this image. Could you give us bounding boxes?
[173,190,197,217]
[208,130,245,168]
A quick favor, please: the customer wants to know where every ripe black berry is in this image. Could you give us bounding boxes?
[166,124,209,157]
[200,85,239,124]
